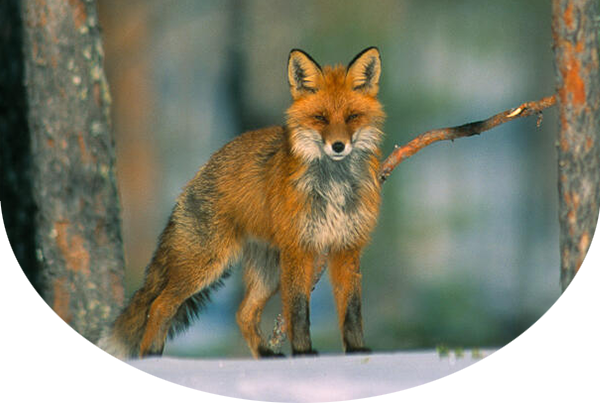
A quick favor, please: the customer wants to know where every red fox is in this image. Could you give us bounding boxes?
[98,47,385,359]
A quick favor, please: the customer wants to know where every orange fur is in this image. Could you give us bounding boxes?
[98,47,386,359]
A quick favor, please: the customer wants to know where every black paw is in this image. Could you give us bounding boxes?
[345,346,372,354]
[292,348,319,357]
[140,345,165,358]
[257,346,286,358]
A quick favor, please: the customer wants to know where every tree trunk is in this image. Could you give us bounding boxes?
[552,0,600,291]
[10,0,126,343]
[1,1,40,289]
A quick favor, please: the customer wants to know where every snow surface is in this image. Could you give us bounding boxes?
[0,349,600,403]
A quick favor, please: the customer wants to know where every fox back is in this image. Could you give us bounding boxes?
[98,47,385,359]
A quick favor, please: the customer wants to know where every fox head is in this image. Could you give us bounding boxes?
[286,47,385,162]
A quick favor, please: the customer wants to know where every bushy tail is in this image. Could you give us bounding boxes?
[97,264,231,360]
[166,269,231,338]
[97,280,163,359]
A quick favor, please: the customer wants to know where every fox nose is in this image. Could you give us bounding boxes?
[331,141,345,153]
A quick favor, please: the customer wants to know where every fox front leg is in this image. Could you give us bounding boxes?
[329,249,371,354]
[280,249,319,356]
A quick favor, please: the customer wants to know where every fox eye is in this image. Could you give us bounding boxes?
[313,115,329,124]
[346,113,360,123]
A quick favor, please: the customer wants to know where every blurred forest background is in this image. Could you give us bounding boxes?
[97,0,560,357]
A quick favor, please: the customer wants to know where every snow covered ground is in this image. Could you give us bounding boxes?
[0,349,600,403]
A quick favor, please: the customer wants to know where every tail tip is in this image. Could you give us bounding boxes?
[96,329,134,360]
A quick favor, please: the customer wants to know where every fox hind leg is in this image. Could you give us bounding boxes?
[138,229,241,357]
[139,284,189,357]
[237,240,283,358]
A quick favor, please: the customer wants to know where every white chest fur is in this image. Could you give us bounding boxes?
[295,152,377,252]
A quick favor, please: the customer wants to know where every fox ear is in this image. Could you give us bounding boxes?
[288,49,323,99]
[347,47,381,96]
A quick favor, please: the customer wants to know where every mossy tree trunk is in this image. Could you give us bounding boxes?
[1,0,125,343]
[552,0,600,291]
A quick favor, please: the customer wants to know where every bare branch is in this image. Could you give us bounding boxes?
[378,95,557,183]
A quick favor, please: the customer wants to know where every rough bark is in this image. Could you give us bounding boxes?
[16,0,125,342]
[552,0,600,291]
[0,1,40,289]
